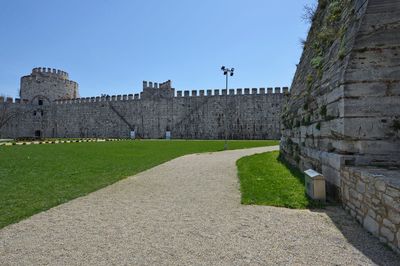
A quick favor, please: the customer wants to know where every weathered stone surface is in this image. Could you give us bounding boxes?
[382,194,394,206]
[356,181,366,193]
[386,187,400,198]
[20,68,78,103]
[383,219,396,232]
[342,167,400,253]
[375,180,387,192]
[368,209,376,219]
[280,0,400,203]
[398,231,400,247]
[364,215,379,236]
[381,226,395,242]
[388,209,400,225]
[349,188,363,201]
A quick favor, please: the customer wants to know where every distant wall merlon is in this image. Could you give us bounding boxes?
[31,67,69,78]
[159,80,172,89]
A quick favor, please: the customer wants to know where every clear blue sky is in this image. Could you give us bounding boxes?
[0,0,315,98]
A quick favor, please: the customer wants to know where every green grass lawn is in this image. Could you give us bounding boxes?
[237,151,319,209]
[0,139,278,229]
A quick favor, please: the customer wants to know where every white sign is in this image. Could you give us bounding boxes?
[165,131,171,140]
[130,130,135,139]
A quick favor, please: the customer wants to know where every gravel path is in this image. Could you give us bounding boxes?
[1,146,399,265]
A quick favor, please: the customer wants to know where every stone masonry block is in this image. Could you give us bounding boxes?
[388,209,400,225]
[375,180,387,192]
[356,181,366,193]
[364,215,379,236]
[381,226,395,242]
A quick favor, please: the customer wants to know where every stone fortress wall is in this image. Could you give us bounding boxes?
[0,69,287,140]
[280,0,400,252]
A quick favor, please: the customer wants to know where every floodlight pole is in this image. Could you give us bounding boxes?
[221,66,234,151]
[224,73,228,151]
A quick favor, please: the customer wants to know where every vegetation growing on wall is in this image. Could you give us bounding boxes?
[391,119,400,132]
[309,0,348,80]
[280,0,354,169]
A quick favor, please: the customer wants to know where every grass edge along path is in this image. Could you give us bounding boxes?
[0,140,278,229]
[237,151,321,209]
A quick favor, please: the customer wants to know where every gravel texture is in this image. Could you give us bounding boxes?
[1,146,399,265]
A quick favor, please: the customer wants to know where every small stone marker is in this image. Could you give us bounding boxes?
[304,169,326,202]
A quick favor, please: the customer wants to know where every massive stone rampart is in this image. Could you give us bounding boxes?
[0,84,286,140]
[281,0,400,197]
[280,0,400,252]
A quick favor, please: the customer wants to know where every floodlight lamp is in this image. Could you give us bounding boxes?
[231,68,235,72]
[221,66,226,71]
[230,72,234,76]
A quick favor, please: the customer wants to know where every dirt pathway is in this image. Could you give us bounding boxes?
[0,146,399,265]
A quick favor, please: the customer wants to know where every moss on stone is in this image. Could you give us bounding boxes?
[390,119,400,131]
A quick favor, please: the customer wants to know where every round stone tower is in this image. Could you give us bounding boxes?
[20,67,79,104]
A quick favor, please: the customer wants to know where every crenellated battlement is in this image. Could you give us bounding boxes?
[21,75,78,87]
[143,80,172,90]
[175,87,289,97]
[0,96,29,104]
[31,67,69,79]
[3,71,286,141]
[20,67,79,102]
[53,86,289,105]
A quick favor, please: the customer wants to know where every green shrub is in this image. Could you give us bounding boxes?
[317,27,337,46]
[306,74,314,87]
[311,56,324,69]
[320,105,327,117]
[390,119,400,131]
[327,1,343,24]
[301,115,312,126]
[319,0,328,9]
[338,49,346,60]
